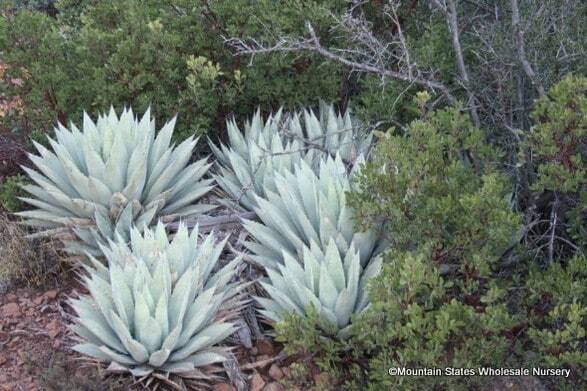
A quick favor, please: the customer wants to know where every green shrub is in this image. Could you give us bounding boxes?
[525,255,587,388]
[0,174,24,212]
[354,250,519,390]
[523,74,587,257]
[274,99,524,390]
[503,75,587,390]
[348,102,523,390]
[0,0,344,141]
[349,101,520,273]
[527,74,587,194]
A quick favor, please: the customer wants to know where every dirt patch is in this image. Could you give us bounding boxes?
[0,280,132,391]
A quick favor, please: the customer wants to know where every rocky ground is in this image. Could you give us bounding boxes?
[0,276,317,391]
[0,282,96,391]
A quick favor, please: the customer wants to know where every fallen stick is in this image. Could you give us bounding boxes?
[25,211,257,240]
[240,350,287,370]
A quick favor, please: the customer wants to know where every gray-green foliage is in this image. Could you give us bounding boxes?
[0,0,344,141]
[256,240,382,338]
[18,108,215,255]
[70,222,243,377]
[242,155,382,270]
[210,104,372,211]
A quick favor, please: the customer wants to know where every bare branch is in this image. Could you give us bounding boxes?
[511,0,546,98]
[25,211,257,241]
[225,19,456,105]
[435,0,481,127]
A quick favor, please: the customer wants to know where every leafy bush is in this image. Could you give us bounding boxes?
[347,105,522,389]
[524,255,587,388]
[273,100,523,390]
[352,249,518,390]
[0,0,344,140]
[349,102,520,273]
[523,74,587,257]
[18,107,214,256]
[0,174,24,212]
[516,75,587,389]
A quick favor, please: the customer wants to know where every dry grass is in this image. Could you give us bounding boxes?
[0,212,64,289]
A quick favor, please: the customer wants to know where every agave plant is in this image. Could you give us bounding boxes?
[298,101,373,164]
[209,103,371,211]
[18,107,215,255]
[209,109,309,211]
[243,155,383,270]
[256,240,382,338]
[70,222,243,378]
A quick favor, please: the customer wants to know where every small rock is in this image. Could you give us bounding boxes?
[43,289,59,300]
[1,302,21,317]
[314,373,328,386]
[281,367,291,378]
[250,372,266,391]
[19,298,32,308]
[256,339,275,355]
[262,383,284,391]
[0,356,7,366]
[212,383,235,391]
[268,364,284,381]
[46,320,60,339]
[33,296,44,305]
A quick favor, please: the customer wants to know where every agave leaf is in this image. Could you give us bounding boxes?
[129,366,154,377]
[149,348,171,367]
[99,346,137,366]
[169,266,196,330]
[27,152,78,197]
[333,287,354,328]
[109,311,150,363]
[159,361,195,374]
[154,293,169,338]
[318,261,338,309]
[139,316,163,354]
[176,288,217,347]
[72,343,112,362]
[73,311,125,353]
[149,117,176,173]
[169,322,236,362]
[323,241,346,291]
[145,138,196,203]
[161,180,214,214]
[166,159,212,200]
[122,139,149,201]
[17,196,72,217]
[189,350,229,367]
